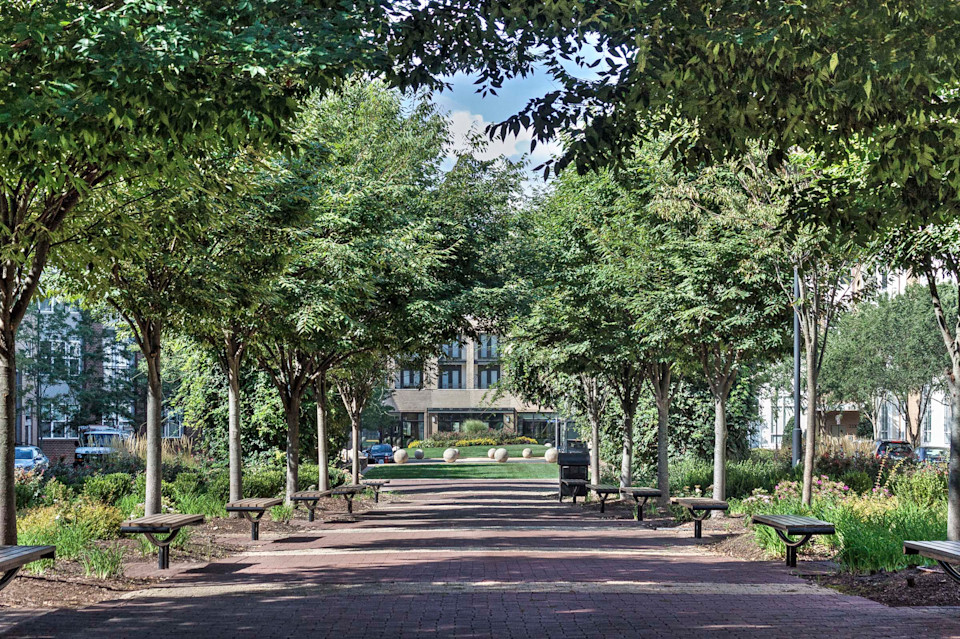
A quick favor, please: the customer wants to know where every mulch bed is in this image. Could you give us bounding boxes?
[810,568,960,607]
[0,489,385,611]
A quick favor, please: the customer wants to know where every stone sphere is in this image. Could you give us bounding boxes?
[394,449,409,464]
[522,448,533,458]
[494,448,509,463]
[443,448,458,463]
[487,448,496,459]
[544,442,552,448]
[414,449,424,460]
[544,447,559,464]
[392,445,399,452]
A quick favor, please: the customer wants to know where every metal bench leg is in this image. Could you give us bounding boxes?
[937,561,960,585]
[241,511,266,541]
[775,531,813,567]
[373,488,380,504]
[599,494,607,513]
[345,495,354,514]
[144,530,181,570]
[0,567,21,592]
[690,509,709,539]
[635,496,650,522]
[307,502,318,522]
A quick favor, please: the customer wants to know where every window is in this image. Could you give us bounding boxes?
[519,413,557,441]
[436,412,505,432]
[397,368,422,389]
[438,365,464,389]
[475,334,499,360]
[45,405,78,439]
[163,410,184,438]
[400,412,424,443]
[476,364,500,389]
[38,299,54,315]
[923,408,933,444]
[441,340,464,361]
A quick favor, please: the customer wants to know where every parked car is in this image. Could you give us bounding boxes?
[14,446,49,472]
[916,445,949,463]
[74,426,130,466]
[874,440,914,460]
[366,443,394,464]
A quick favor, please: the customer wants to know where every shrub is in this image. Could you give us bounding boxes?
[670,457,793,500]
[14,468,44,510]
[890,463,947,509]
[74,501,125,539]
[270,503,294,523]
[171,472,201,499]
[80,544,125,579]
[175,492,226,518]
[243,469,285,498]
[42,478,74,506]
[839,470,873,495]
[83,473,133,505]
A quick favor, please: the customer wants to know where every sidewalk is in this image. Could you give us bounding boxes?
[4,479,959,638]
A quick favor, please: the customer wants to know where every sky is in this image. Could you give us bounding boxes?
[431,70,564,192]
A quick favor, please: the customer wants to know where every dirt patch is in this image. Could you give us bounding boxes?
[811,568,960,607]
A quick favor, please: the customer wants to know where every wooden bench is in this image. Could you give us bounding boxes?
[620,487,662,522]
[904,540,960,584]
[0,545,55,591]
[671,498,729,538]
[558,479,588,503]
[585,484,621,513]
[121,514,204,569]
[361,479,390,503]
[225,497,283,540]
[752,514,836,567]
[331,484,367,514]
[291,490,333,522]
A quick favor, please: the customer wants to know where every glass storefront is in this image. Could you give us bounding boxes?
[518,412,558,442]
[435,411,507,433]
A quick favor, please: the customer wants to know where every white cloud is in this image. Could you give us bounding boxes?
[447,110,562,166]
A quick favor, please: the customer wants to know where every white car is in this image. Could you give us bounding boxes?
[74,427,130,466]
[15,446,49,472]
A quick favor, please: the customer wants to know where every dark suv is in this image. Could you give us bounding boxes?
[366,443,394,464]
[874,440,913,460]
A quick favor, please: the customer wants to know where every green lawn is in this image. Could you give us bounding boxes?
[364,462,559,480]
[413,444,548,459]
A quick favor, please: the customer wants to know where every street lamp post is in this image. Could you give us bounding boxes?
[792,269,802,467]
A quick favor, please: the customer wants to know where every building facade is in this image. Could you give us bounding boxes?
[384,333,561,446]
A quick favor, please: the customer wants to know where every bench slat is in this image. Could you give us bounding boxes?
[0,545,56,572]
[291,490,333,501]
[671,498,729,510]
[752,514,835,535]
[904,540,960,564]
[620,487,661,497]
[225,498,283,511]
[121,514,204,531]
[585,484,620,493]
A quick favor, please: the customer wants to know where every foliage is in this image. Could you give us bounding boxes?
[364,463,560,480]
[667,456,794,501]
[80,544,125,580]
[411,434,540,448]
[82,473,133,506]
[270,504,294,524]
[14,468,44,510]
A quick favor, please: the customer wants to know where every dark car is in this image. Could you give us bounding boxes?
[916,445,949,463]
[875,440,913,460]
[366,443,394,464]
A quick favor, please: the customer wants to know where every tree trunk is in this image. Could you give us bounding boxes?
[284,393,301,503]
[351,413,361,485]
[801,343,819,507]
[226,353,243,509]
[655,393,671,509]
[589,411,600,485]
[619,408,634,488]
[316,373,329,491]
[712,394,727,505]
[950,373,960,541]
[143,325,163,517]
[0,332,17,545]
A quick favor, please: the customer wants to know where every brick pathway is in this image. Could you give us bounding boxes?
[4,478,960,638]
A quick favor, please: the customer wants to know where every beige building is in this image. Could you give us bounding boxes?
[384,334,560,445]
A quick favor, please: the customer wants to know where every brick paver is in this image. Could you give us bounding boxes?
[3,478,960,638]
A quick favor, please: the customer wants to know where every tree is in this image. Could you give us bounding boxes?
[645,159,788,504]
[332,353,393,485]
[824,284,949,447]
[884,224,960,540]
[0,0,396,542]
[392,1,960,225]
[55,178,224,515]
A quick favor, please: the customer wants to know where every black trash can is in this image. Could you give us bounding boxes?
[557,444,589,501]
